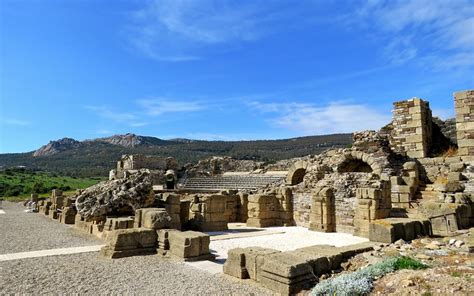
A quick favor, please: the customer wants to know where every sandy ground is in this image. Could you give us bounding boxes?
[209,224,369,260]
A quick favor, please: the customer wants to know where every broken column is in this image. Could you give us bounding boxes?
[391,98,433,158]
[455,90,474,156]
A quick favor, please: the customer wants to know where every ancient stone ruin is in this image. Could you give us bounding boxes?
[27,89,474,295]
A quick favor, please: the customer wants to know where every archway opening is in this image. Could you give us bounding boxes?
[338,159,372,173]
[290,168,306,185]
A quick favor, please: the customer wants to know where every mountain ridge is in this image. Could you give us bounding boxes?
[1,133,354,177]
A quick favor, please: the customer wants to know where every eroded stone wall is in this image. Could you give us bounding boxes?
[391,98,433,158]
[455,90,474,156]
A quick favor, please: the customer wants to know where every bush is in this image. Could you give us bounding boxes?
[311,256,427,296]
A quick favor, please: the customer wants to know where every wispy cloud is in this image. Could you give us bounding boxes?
[249,101,391,135]
[0,117,30,126]
[127,0,319,61]
[138,98,205,116]
[85,105,137,121]
[96,129,113,135]
[350,0,474,69]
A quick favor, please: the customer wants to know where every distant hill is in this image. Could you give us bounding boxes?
[0,133,353,178]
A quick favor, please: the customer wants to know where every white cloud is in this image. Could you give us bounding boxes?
[250,101,391,135]
[138,98,205,116]
[0,117,30,126]
[352,0,474,69]
[130,122,149,127]
[85,106,137,121]
[96,129,113,135]
[127,0,317,61]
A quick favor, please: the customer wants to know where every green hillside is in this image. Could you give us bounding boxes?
[0,134,353,178]
[0,167,103,200]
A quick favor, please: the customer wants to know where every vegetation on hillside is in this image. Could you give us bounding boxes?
[0,134,353,178]
[0,167,102,199]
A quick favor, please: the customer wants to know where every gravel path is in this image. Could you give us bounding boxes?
[0,201,101,254]
[0,252,272,295]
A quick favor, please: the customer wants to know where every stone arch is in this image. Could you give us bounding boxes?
[287,160,308,185]
[337,151,383,176]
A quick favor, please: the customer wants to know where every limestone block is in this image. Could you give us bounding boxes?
[223,248,248,279]
[261,252,313,280]
[60,207,77,224]
[244,247,280,281]
[104,217,134,231]
[407,150,426,159]
[100,228,157,259]
[168,231,213,260]
[450,163,465,172]
[157,229,177,251]
[143,209,172,230]
[448,172,462,182]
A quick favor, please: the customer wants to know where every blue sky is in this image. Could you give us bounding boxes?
[1,0,473,153]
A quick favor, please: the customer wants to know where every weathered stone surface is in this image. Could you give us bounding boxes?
[142,209,172,230]
[100,228,157,259]
[76,170,154,220]
[168,231,214,261]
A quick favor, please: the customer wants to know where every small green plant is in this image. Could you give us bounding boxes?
[311,256,428,296]
[451,271,462,277]
[393,256,429,270]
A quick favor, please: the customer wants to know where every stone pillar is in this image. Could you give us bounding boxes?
[309,187,335,232]
[392,98,433,158]
[455,90,474,156]
[354,182,391,238]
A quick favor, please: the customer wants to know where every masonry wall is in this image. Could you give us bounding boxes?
[455,90,474,156]
[292,192,311,227]
[391,98,433,158]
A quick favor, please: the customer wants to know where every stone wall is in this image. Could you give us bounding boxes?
[391,98,433,158]
[455,90,474,156]
[292,192,311,227]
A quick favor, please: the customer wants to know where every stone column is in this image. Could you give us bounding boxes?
[455,90,474,156]
[309,187,335,232]
[392,98,433,158]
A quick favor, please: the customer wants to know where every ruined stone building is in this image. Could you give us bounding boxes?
[78,90,473,242]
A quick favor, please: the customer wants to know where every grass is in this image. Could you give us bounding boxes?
[0,168,103,200]
[311,256,428,296]
[442,146,458,157]
[450,271,462,277]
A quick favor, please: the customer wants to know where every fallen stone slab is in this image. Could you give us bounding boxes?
[100,228,157,259]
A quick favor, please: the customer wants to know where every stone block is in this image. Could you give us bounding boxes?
[448,172,462,182]
[407,150,426,159]
[100,228,157,259]
[244,247,280,281]
[369,220,404,243]
[261,252,313,279]
[168,231,213,261]
[143,209,172,230]
[258,271,315,295]
[60,207,76,224]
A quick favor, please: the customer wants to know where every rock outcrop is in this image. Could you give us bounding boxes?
[33,138,82,157]
[75,170,155,220]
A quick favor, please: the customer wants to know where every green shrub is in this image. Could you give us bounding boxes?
[393,256,428,270]
[311,256,428,296]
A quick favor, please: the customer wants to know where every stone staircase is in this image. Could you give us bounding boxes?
[179,175,285,191]
[390,184,439,218]
[414,184,439,202]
